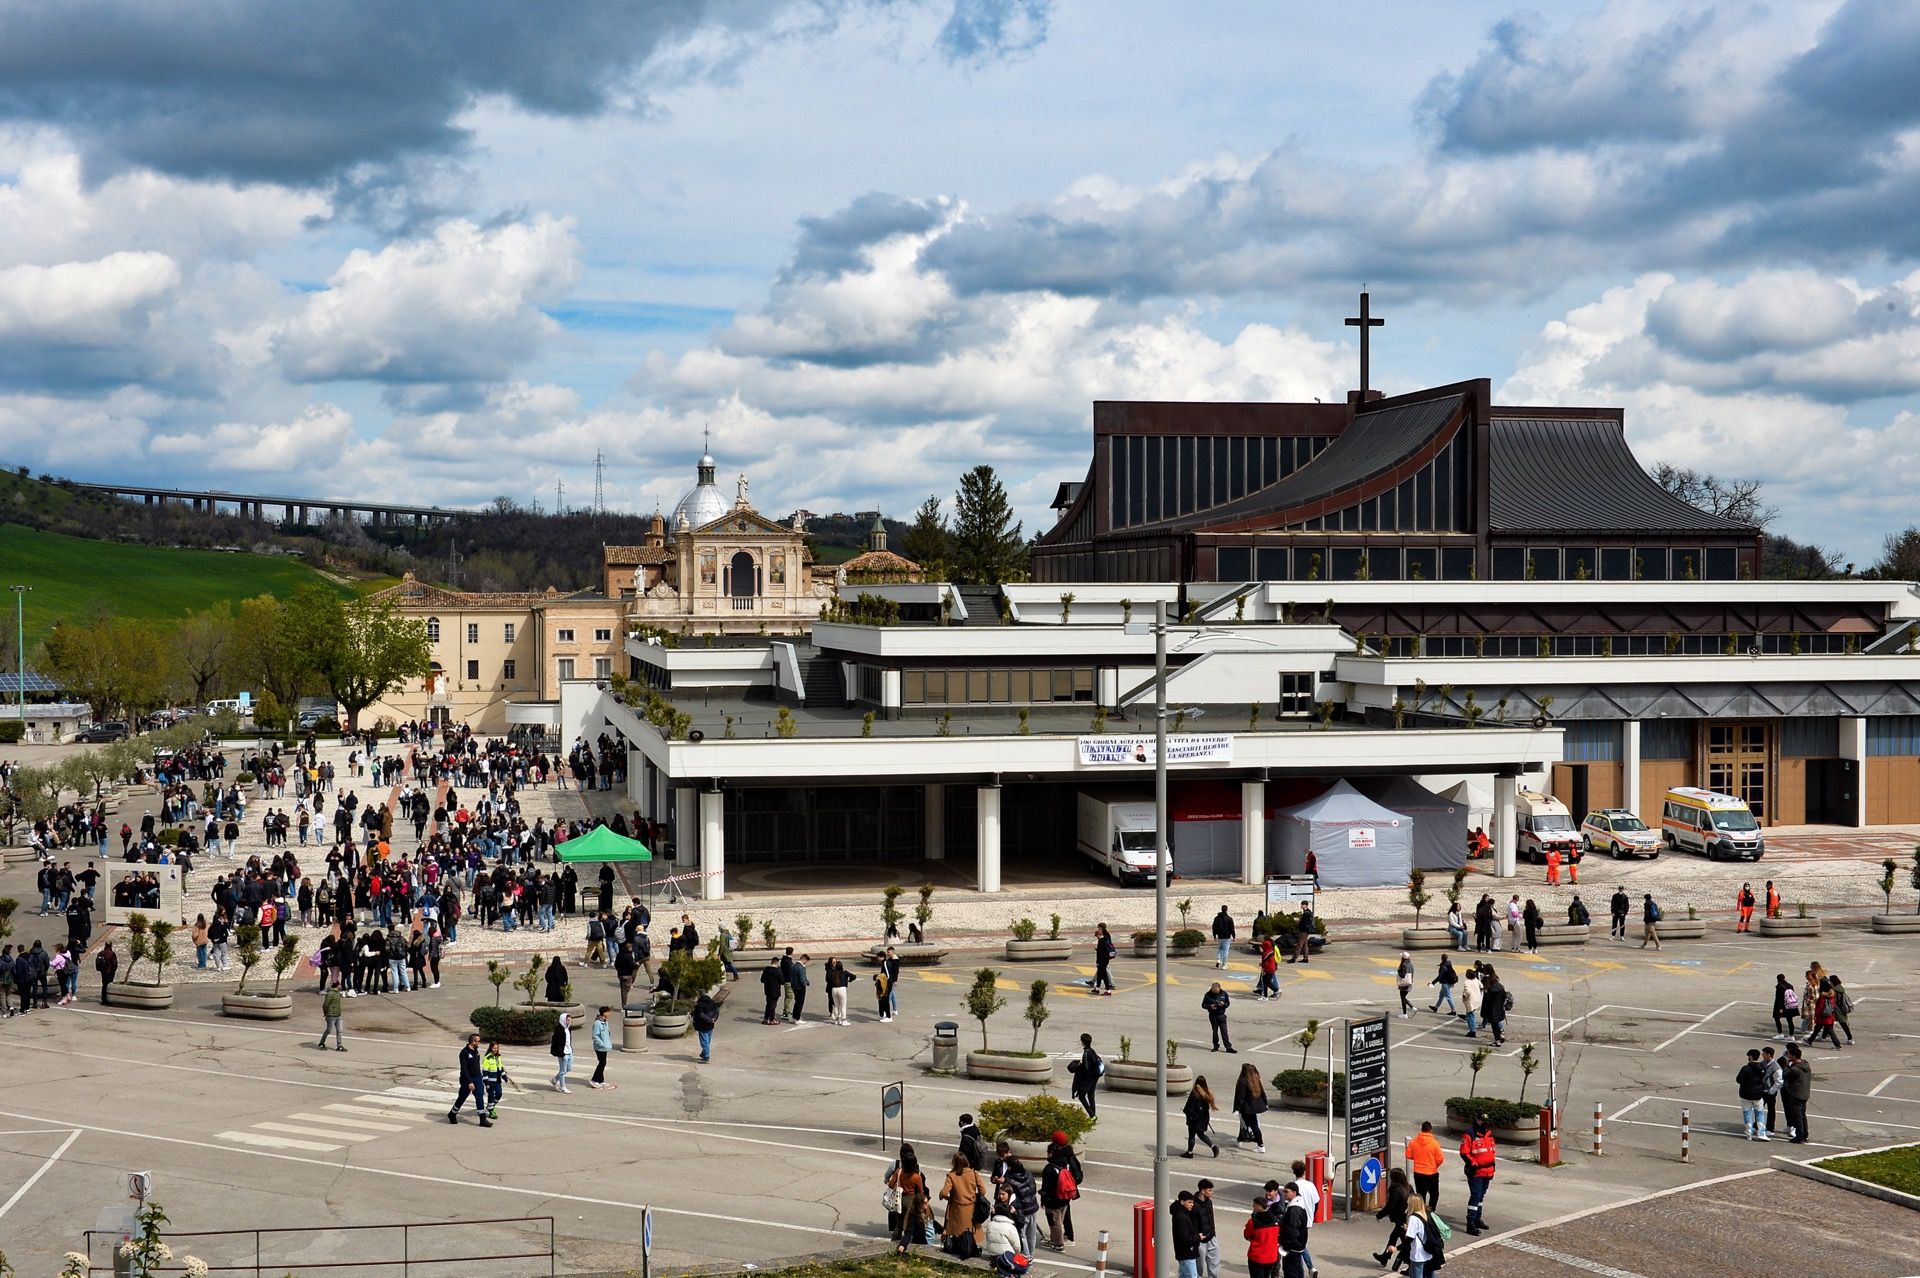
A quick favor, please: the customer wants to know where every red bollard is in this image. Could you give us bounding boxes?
[1132,1199,1155,1277]
[1304,1149,1333,1224]
[1538,1105,1562,1167]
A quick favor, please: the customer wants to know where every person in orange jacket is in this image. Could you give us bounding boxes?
[1544,847,1561,885]
[1765,880,1781,919]
[1404,1120,1447,1211]
[1736,883,1756,932]
[1459,1118,1497,1234]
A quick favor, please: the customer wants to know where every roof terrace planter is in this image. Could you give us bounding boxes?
[1103,1058,1195,1096]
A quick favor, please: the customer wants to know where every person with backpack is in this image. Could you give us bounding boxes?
[1399,1193,1444,1277]
[957,1113,988,1172]
[1069,1033,1104,1117]
[1737,1048,1769,1139]
[1039,1133,1083,1250]
[1639,893,1663,949]
[317,984,345,1051]
[1253,935,1280,1000]
[1772,973,1800,1039]
[1829,974,1856,1044]
[1233,1061,1269,1152]
[94,941,118,1005]
[692,989,719,1063]
[1429,954,1459,1015]
[1810,979,1846,1050]
[614,940,638,1008]
[1202,982,1235,1053]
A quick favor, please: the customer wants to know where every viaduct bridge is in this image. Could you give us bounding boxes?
[75,482,471,528]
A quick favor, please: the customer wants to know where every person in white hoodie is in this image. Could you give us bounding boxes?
[984,1206,1024,1274]
[1459,966,1485,1039]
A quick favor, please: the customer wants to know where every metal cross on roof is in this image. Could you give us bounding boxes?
[1345,289,1385,395]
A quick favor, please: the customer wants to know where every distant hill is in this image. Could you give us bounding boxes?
[0,523,357,653]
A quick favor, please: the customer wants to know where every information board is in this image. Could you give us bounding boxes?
[1264,876,1316,910]
[1345,1015,1390,1161]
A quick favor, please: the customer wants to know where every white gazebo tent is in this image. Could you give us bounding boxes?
[1271,780,1414,888]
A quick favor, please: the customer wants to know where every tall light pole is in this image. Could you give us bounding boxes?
[1152,598,1170,1276]
[9,585,26,722]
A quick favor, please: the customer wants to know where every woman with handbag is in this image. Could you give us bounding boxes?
[938,1150,987,1256]
[1232,1061,1269,1152]
[886,1144,930,1253]
[883,1143,920,1240]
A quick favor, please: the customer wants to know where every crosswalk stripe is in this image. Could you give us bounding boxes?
[217,1130,343,1152]
[288,1112,410,1132]
[383,1086,457,1102]
[325,1104,428,1123]
[354,1094,448,1111]
[254,1122,381,1143]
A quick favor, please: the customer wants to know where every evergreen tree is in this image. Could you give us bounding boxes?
[949,466,1027,585]
[899,495,951,576]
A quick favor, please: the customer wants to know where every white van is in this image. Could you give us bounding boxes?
[1515,790,1583,864]
[1661,788,1764,860]
[1076,790,1165,883]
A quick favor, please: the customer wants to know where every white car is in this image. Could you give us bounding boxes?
[1581,808,1662,859]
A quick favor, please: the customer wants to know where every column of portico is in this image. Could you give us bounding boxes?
[976,784,1002,892]
[699,788,726,900]
[1240,779,1266,885]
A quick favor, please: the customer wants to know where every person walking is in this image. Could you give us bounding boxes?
[1395,951,1414,1017]
[1459,964,1484,1038]
[692,989,719,1063]
[1639,893,1663,949]
[1405,1119,1447,1210]
[1232,1061,1268,1152]
[1810,979,1846,1050]
[1289,905,1314,964]
[1782,1043,1813,1142]
[317,985,345,1051]
[1737,1048,1769,1139]
[1253,935,1280,1000]
[1609,887,1629,941]
[1069,1032,1103,1118]
[1736,883,1756,932]
[1428,954,1458,1015]
[549,1009,575,1093]
[1202,982,1236,1053]
[1182,1076,1222,1157]
[1212,905,1236,968]
[449,1032,492,1126]
[482,1041,507,1118]
[1773,973,1800,1040]
[589,1006,616,1089]
[93,940,118,1004]
[1092,923,1116,995]
[614,940,637,1008]
[1371,1167,1410,1269]
[1829,974,1856,1044]
[1399,1194,1443,1278]
[1459,1116,1497,1234]
[1482,966,1509,1046]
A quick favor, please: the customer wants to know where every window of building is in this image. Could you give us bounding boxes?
[503,623,516,642]
[1441,547,1475,581]
[1330,547,1365,580]
[859,665,885,702]
[1296,545,1328,581]
[1868,716,1920,756]
[1641,718,1693,760]
[1257,547,1290,580]
[1217,546,1251,580]
[1405,547,1437,581]
[1600,547,1633,580]
[1491,547,1527,580]
[1279,672,1314,715]
[426,617,440,642]
[502,660,517,680]
[557,657,575,681]
[1566,547,1597,580]
[1367,546,1403,580]
[1559,720,1621,762]
[1635,549,1668,581]
[900,666,1096,706]
[556,628,575,643]
[465,659,479,680]
[1781,717,1837,757]
[1529,547,1562,581]
[466,622,479,644]
[1673,547,1705,580]
[594,656,611,679]
[1705,547,1737,580]
[595,628,613,642]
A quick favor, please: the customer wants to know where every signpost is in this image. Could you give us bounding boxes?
[640,1205,653,1278]
[1343,1015,1390,1219]
[1264,876,1316,911]
[880,1080,905,1153]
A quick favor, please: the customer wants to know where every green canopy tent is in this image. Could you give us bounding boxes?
[555,824,653,863]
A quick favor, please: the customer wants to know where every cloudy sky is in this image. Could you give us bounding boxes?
[3,0,1918,561]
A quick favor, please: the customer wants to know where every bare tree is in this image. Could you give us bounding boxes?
[1649,464,1777,528]
[1876,527,1920,582]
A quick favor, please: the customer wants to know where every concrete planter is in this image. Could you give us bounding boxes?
[1535,923,1589,947]
[1102,1059,1195,1095]
[3,846,42,866]
[106,982,174,1010]
[1278,1091,1333,1112]
[220,991,293,1020]
[530,1000,584,1018]
[731,948,781,969]
[646,1009,690,1039]
[1402,926,1454,950]
[1758,916,1822,938]
[1130,937,1200,959]
[865,943,948,966]
[1004,1137,1081,1163]
[1656,920,1707,940]
[1445,1109,1539,1146]
[965,1051,1056,1085]
[1005,940,1073,962]
[1870,914,1920,934]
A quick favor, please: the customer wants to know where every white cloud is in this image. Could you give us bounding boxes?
[273,215,581,383]
[0,251,180,341]
[150,403,356,472]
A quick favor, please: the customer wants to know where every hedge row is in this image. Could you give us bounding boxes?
[470,1005,560,1045]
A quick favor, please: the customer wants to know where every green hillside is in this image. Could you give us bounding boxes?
[0,523,353,652]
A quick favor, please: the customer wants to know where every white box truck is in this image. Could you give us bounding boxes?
[1077,790,1165,884]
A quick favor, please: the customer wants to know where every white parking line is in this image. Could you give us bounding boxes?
[0,1129,79,1221]
[1650,1001,1738,1053]
[1498,1238,1654,1278]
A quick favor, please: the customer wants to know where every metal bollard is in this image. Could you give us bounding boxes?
[1680,1107,1691,1162]
[1594,1102,1604,1156]
[1094,1229,1110,1275]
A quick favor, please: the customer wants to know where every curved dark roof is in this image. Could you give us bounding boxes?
[1489,417,1757,534]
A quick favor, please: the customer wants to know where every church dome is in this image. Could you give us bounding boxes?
[671,450,728,530]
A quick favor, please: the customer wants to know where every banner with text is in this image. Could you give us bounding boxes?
[1076,735,1234,767]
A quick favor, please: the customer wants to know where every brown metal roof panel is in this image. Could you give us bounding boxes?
[1488,418,1757,534]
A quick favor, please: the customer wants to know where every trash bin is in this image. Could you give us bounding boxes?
[622,1007,649,1050]
[931,1020,959,1073]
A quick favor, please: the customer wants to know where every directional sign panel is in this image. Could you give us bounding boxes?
[1358,1156,1383,1194]
[1345,1015,1390,1162]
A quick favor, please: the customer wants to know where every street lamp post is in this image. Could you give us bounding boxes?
[1151,598,1171,1276]
[9,585,26,722]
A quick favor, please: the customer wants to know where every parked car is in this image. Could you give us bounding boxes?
[1580,808,1663,859]
[75,721,129,742]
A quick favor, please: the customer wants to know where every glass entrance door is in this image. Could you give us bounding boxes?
[1705,722,1771,821]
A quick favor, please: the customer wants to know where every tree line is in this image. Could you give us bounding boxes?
[42,586,432,731]
[1650,464,1916,579]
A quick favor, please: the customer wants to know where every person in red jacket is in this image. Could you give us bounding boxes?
[1460,1118,1497,1235]
[1736,883,1756,932]
[1243,1194,1281,1278]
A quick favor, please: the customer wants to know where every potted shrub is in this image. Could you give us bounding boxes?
[470,1005,562,1045]
[1130,928,1162,958]
[1104,1035,1197,1095]
[1871,851,1920,933]
[1401,869,1450,949]
[977,1093,1095,1162]
[1759,901,1821,938]
[109,912,175,1009]
[1167,904,1205,958]
[1444,1095,1544,1145]
[1271,1068,1347,1111]
[963,967,1054,1084]
[729,915,778,967]
[1005,915,1071,962]
[648,950,723,1039]
[1245,908,1327,955]
[865,884,948,965]
[220,925,294,1020]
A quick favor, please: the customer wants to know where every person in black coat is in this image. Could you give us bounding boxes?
[1202,982,1235,1052]
[544,955,569,1003]
[449,1033,492,1126]
[759,956,784,1024]
[1170,1192,1201,1263]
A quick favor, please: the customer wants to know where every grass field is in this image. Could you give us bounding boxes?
[1816,1144,1920,1196]
[0,523,352,650]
